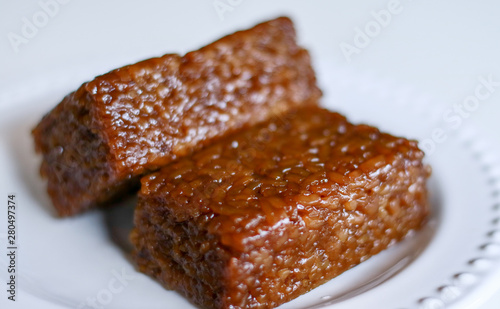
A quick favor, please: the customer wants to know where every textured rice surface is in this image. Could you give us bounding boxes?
[131,107,431,309]
[32,17,321,216]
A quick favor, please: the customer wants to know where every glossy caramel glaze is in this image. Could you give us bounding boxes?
[32,17,321,216]
[132,107,431,309]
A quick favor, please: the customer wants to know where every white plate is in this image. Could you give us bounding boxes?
[0,63,499,309]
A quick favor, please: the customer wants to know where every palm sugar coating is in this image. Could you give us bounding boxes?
[131,107,431,309]
[32,17,321,216]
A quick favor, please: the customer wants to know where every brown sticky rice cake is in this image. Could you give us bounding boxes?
[32,17,321,216]
[131,107,430,309]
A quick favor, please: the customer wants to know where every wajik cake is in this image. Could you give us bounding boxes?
[32,17,321,216]
[131,107,430,309]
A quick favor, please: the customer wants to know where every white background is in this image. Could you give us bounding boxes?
[0,0,499,308]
